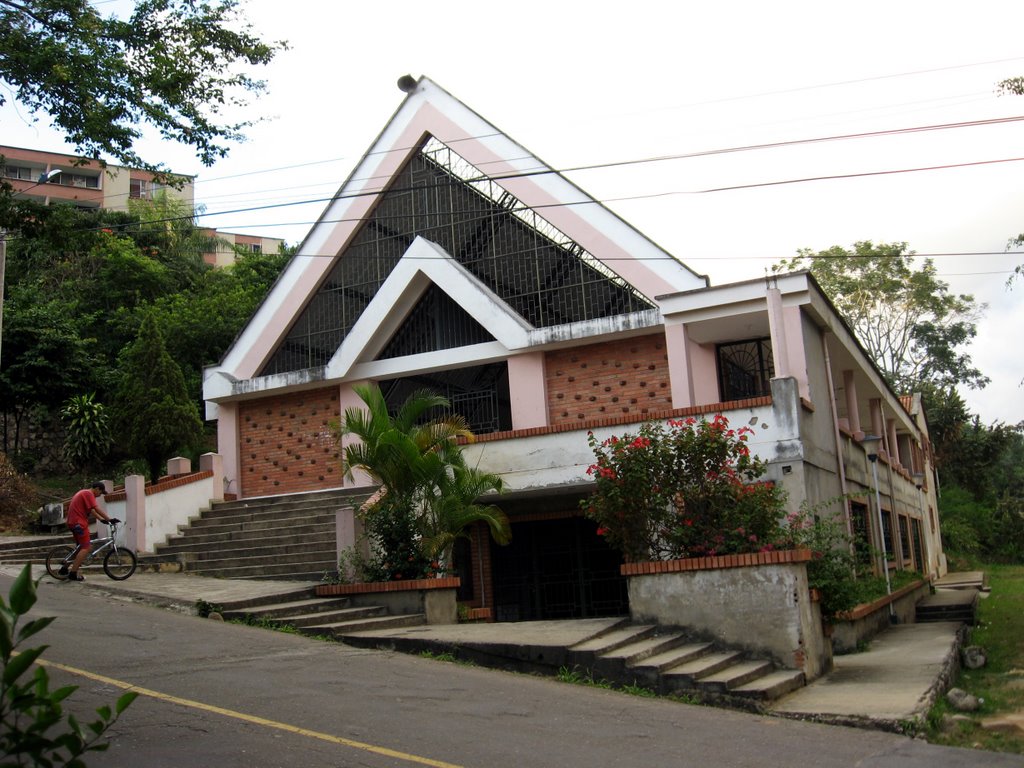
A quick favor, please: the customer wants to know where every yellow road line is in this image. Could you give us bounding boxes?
[35,657,464,768]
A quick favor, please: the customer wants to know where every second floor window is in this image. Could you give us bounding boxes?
[717,338,774,401]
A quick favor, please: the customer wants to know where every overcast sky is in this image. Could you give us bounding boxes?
[4,0,1023,425]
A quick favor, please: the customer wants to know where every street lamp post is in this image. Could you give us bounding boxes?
[861,433,894,622]
[0,169,61,368]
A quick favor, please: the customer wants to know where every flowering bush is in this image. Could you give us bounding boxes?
[582,415,786,562]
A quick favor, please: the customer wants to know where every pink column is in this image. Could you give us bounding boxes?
[869,399,886,458]
[508,352,548,430]
[200,453,225,502]
[766,284,792,380]
[123,474,147,553]
[887,419,901,469]
[842,370,864,440]
[664,323,695,408]
[216,401,240,497]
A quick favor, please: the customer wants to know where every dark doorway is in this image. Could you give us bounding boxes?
[491,516,628,621]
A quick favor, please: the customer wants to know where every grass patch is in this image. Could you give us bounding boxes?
[555,666,656,697]
[231,614,301,634]
[925,563,1024,754]
[419,649,474,666]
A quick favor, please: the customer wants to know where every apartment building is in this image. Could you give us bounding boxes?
[1,145,283,265]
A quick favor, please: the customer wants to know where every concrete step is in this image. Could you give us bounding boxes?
[158,532,335,557]
[183,505,338,528]
[569,625,655,655]
[158,522,335,550]
[214,587,320,612]
[229,604,387,628]
[591,633,693,681]
[631,643,716,673]
[303,613,428,638]
[0,534,67,554]
[219,595,352,619]
[175,515,335,536]
[697,659,775,693]
[662,650,745,687]
[186,558,338,580]
[206,489,372,518]
[731,669,806,701]
[177,540,337,567]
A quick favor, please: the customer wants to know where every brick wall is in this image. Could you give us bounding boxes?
[545,334,672,426]
[238,387,341,497]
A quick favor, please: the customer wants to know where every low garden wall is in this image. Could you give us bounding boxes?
[623,549,832,681]
[830,578,931,654]
[316,577,460,624]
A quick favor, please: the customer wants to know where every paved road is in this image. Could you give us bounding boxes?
[4,573,1020,768]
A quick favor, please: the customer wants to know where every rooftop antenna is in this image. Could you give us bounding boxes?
[397,74,418,93]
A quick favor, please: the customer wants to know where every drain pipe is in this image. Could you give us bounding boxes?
[476,525,487,608]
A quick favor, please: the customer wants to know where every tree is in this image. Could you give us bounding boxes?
[0,284,95,454]
[420,460,509,573]
[776,241,988,392]
[112,313,203,482]
[0,0,284,172]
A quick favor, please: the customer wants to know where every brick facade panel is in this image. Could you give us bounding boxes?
[545,334,672,426]
[238,387,341,497]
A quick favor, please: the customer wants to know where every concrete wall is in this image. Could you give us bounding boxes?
[460,401,777,495]
[626,560,831,680]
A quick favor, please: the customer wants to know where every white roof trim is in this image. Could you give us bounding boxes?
[326,237,532,378]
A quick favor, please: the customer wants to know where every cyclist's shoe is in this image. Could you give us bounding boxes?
[58,565,69,576]
[67,572,85,582]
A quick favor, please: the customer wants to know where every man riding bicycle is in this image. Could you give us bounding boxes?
[63,481,119,582]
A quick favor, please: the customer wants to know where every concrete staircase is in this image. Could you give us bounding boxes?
[0,533,69,565]
[340,618,806,706]
[915,588,979,625]
[215,587,426,636]
[564,623,806,703]
[150,488,373,581]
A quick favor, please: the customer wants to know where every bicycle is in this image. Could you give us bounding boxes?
[45,520,137,581]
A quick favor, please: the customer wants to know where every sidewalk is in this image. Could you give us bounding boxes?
[1,563,965,730]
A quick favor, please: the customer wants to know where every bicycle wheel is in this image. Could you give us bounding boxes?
[103,547,137,580]
[45,544,76,580]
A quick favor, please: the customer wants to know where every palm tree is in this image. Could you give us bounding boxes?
[420,459,510,573]
[340,383,509,580]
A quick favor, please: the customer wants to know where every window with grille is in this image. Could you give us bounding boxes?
[716,338,774,401]
[898,515,912,567]
[911,518,925,573]
[379,285,494,359]
[881,509,894,562]
[259,137,655,376]
[850,501,871,567]
[379,363,511,435]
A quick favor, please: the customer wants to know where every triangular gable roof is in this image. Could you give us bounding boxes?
[209,76,707,389]
[327,236,532,379]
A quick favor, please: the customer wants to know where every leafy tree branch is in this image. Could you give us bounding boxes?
[0,0,286,172]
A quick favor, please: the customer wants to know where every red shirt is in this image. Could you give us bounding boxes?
[67,489,99,528]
